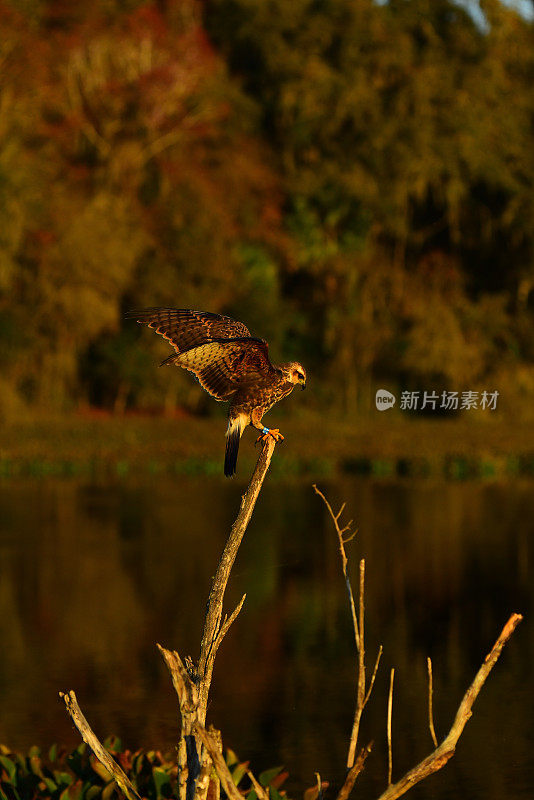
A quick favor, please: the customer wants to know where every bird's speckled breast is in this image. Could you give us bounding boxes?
[231,376,294,417]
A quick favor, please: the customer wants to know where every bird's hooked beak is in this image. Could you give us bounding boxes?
[301,381,306,390]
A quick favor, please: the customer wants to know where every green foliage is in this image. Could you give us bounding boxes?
[0,740,181,800]
[0,743,291,800]
[0,0,532,417]
[207,0,534,411]
[225,750,290,800]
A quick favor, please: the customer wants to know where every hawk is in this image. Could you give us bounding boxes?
[127,308,306,476]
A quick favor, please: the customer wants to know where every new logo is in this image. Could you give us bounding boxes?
[375,389,396,411]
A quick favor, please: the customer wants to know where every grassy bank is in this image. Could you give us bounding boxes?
[0,412,532,480]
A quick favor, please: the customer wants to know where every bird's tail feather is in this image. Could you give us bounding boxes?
[225,415,246,477]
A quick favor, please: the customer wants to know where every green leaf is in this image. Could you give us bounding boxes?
[104,738,121,755]
[231,761,249,786]
[13,755,26,774]
[132,753,146,776]
[152,766,170,799]
[49,744,58,763]
[85,784,101,800]
[0,756,17,782]
[269,770,289,790]
[29,755,45,778]
[259,767,283,788]
[59,783,76,800]
[54,770,74,787]
[225,749,239,768]
[90,758,113,783]
[268,786,284,800]
[42,777,58,793]
[101,781,116,800]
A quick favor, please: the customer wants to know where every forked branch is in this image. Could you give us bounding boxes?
[197,436,276,723]
[376,612,523,800]
[62,437,278,800]
[313,485,382,768]
[158,436,277,800]
[315,487,522,800]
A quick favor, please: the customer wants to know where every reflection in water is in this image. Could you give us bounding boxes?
[0,477,532,799]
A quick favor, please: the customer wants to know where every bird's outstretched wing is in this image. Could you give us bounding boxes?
[126,308,251,352]
[128,308,278,401]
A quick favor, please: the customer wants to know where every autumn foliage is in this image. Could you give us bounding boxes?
[0,0,533,419]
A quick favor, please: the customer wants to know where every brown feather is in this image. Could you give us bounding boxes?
[129,305,278,401]
[126,308,250,354]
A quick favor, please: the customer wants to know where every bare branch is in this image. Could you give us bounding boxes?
[193,723,243,800]
[61,438,279,800]
[335,742,373,800]
[387,669,395,785]
[346,559,368,768]
[156,645,198,716]
[155,439,277,800]
[156,646,202,800]
[198,438,276,724]
[364,645,384,707]
[427,658,438,748]
[178,738,188,800]
[247,769,270,800]
[358,559,366,706]
[315,772,324,800]
[376,613,523,800]
[214,594,247,654]
[314,486,383,771]
[59,690,141,800]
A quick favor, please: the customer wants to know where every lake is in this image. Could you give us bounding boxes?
[0,475,532,800]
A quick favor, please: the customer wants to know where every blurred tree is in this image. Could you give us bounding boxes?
[0,0,532,417]
[0,0,287,414]
[206,0,534,411]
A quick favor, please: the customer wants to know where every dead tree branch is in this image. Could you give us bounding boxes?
[335,742,373,800]
[313,485,382,768]
[246,768,271,800]
[193,722,243,800]
[387,669,395,786]
[61,437,278,800]
[59,690,141,800]
[314,487,522,800]
[427,657,438,748]
[156,646,201,800]
[156,436,276,800]
[376,612,523,800]
[197,437,276,723]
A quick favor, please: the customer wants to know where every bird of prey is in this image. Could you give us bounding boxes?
[127,308,306,476]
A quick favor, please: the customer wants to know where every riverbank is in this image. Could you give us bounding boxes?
[0,412,532,479]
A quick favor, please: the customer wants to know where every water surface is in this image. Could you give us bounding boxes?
[0,476,532,799]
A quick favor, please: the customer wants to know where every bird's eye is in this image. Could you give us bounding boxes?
[297,372,305,381]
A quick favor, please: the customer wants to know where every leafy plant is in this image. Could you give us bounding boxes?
[0,742,294,800]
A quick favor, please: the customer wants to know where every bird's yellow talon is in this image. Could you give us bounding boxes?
[256,427,284,445]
